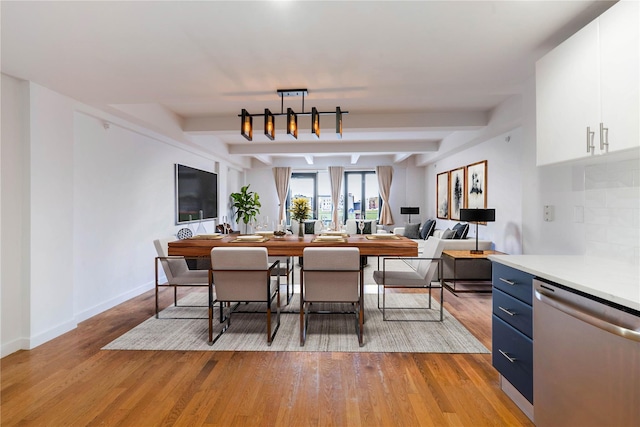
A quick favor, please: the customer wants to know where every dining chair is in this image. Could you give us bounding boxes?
[299,247,363,346]
[373,237,446,321]
[153,238,210,319]
[268,255,294,305]
[209,247,281,345]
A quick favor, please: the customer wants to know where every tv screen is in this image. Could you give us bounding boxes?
[175,164,218,224]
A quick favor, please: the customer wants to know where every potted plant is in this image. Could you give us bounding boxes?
[289,197,311,237]
[230,185,261,234]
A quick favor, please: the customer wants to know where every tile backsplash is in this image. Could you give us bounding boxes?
[584,155,640,264]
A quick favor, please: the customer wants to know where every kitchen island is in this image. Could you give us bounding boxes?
[488,255,639,310]
[489,255,640,426]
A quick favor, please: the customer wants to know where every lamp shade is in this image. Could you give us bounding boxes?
[264,108,275,140]
[400,207,420,215]
[287,108,298,139]
[241,109,252,141]
[460,208,495,222]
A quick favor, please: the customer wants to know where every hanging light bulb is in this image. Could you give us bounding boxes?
[312,107,320,138]
[264,108,275,140]
[241,109,252,141]
[287,108,298,139]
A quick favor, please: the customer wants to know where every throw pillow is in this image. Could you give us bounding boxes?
[356,220,373,234]
[403,223,421,239]
[420,219,436,240]
[440,228,457,239]
[452,223,469,239]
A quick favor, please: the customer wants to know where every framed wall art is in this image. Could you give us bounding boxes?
[466,160,487,209]
[436,171,449,219]
[449,167,465,221]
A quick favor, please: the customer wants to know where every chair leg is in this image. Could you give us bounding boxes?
[155,285,160,319]
[358,300,364,347]
[174,286,178,307]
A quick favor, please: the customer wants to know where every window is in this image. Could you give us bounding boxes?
[287,170,379,225]
[344,171,379,223]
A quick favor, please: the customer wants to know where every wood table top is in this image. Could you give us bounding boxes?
[168,233,419,257]
[442,250,506,259]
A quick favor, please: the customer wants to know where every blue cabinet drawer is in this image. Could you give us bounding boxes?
[492,315,533,404]
[492,262,533,305]
[493,288,533,338]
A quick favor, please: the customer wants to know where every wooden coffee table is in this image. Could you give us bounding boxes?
[442,250,506,295]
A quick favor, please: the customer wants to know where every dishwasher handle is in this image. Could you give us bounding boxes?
[535,288,640,343]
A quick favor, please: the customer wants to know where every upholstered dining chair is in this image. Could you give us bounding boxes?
[209,247,281,346]
[268,255,294,305]
[154,238,210,319]
[299,247,363,347]
[373,237,446,321]
[291,218,323,235]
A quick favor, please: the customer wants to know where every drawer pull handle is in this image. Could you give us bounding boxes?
[499,278,516,286]
[498,306,516,316]
[499,349,517,363]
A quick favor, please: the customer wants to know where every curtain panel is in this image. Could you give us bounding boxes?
[328,166,344,227]
[376,165,394,225]
[272,167,292,223]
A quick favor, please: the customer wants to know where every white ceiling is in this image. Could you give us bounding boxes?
[1,0,615,166]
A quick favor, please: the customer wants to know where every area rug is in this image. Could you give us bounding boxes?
[103,292,489,353]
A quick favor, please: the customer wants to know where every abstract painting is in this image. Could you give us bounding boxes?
[449,167,465,221]
[467,160,487,209]
[436,171,449,219]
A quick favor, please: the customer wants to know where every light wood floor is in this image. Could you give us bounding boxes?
[1,282,534,426]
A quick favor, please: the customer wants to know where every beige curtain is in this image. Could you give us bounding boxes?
[273,167,291,223]
[328,166,344,227]
[376,165,394,225]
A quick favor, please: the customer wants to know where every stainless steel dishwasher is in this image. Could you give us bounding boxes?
[533,278,640,427]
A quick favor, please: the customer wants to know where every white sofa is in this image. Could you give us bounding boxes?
[392,226,493,281]
[392,227,492,253]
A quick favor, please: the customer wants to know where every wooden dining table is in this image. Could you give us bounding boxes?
[167,233,419,258]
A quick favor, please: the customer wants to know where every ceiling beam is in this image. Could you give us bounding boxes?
[394,153,412,163]
[183,110,488,134]
[228,140,439,155]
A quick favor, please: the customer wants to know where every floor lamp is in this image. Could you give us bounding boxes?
[460,208,495,254]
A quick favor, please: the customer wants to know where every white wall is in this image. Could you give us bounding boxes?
[426,127,524,254]
[1,74,30,355]
[1,78,232,356]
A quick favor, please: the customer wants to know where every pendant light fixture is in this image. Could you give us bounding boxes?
[239,89,347,141]
[264,108,275,140]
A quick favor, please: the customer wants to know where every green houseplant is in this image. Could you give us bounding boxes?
[230,185,261,234]
[289,197,311,237]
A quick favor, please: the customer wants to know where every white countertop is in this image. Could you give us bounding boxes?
[488,255,640,311]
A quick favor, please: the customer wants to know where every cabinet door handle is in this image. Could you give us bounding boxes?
[499,349,517,363]
[498,306,516,316]
[600,122,609,150]
[499,277,516,286]
[586,126,595,153]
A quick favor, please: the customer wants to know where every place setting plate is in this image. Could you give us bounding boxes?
[231,234,269,243]
[365,234,400,240]
[312,235,347,243]
[190,233,224,240]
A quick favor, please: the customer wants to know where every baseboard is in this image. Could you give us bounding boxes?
[1,281,156,358]
[1,337,29,358]
[74,280,155,323]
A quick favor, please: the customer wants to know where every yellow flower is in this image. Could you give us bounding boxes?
[289,197,311,221]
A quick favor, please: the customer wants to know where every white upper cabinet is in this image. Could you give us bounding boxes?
[536,1,639,166]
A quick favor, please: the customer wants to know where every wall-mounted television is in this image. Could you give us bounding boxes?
[175,164,218,224]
